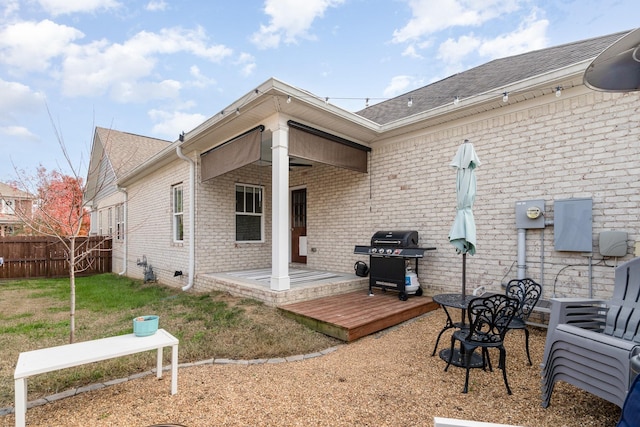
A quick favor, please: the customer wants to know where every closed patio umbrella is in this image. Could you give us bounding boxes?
[448,139,481,298]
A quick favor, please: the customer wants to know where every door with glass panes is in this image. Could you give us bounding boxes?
[291,188,307,263]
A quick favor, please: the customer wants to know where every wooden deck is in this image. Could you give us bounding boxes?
[278,289,440,342]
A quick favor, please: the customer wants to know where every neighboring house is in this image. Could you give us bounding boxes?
[88,29,640,305]
[84,127,171,269]
[0,182,33,236]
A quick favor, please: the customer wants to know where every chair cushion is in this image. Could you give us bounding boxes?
[618,374,640,427]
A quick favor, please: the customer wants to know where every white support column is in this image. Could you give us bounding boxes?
[270,118,290,291]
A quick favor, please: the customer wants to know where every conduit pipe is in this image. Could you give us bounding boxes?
[118,187,128,276]
[176,145,195,291]
[517,228,526,280]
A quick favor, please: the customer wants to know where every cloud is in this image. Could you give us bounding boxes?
[0,79,46,115]
[0,20,84,73]
[251,0,345,49]
[0,125,38,140]
[436,11,548,70]
[437,34,482,65]
[402,45,423,59]
[36,0,121,16]
[392,0,522,43]
[145,0,168,11]
[110,80,182,103]
[383,75,424,98]
[478,12,549,58]
[188,65,217,88]
[148,109,207,138]
[235,52,256,77]
[2,0,20,19]
[60,26,233,99]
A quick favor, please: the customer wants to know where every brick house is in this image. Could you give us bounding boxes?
[87,30,640,305]
[0,182,34,236]
[84,127,171,269]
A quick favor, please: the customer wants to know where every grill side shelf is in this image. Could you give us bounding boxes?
[353,246,436,258]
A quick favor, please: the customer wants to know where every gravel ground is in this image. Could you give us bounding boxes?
[1,309,620,427]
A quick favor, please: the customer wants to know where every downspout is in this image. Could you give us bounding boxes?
[176,145,195,291]
[118,187,128,275]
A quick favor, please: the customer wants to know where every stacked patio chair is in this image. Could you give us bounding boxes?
[504,278,542,365]
[541,256,640,409]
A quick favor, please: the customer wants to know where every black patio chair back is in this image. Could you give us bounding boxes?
[445,294,519,394]
[505,278,542,365]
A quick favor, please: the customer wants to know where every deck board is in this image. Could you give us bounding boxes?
[279,289,439,342]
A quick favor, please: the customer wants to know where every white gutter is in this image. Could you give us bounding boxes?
[176,145,195,291]
[118,187,128,275]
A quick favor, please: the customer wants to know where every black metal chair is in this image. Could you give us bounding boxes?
[505,278,542,365]
[445,294,519,394]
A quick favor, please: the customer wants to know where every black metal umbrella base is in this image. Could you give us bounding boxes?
[439,348,484,369]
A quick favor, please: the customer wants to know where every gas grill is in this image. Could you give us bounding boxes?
[354,230,436,300]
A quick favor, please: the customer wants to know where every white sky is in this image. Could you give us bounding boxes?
[0,0,637,180]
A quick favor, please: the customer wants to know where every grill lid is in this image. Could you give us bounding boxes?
[371,230,419,247]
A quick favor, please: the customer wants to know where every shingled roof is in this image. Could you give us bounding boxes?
[0,181,33,200]
[94,127,171,178]
[356,30,631,125]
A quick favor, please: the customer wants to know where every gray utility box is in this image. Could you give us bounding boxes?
[599,231,628,257]
[554,198,593,252]
[515,200,545,229]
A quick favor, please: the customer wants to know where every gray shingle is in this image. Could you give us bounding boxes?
[356,31,631,125]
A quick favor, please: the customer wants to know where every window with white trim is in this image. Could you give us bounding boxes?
[1,199,15,214]
[235,184,263,242]
[98,210,103,235]
[172,184,184,242]
[115,204,124,240]
[107,207,113,235]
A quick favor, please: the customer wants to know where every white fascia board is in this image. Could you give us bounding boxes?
[379,60,592,133]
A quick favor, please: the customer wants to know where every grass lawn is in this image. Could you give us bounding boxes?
[0,274,340,408]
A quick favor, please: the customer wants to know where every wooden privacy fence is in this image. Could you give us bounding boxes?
[0,236,112,279]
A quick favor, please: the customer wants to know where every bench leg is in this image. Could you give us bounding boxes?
[14,378,26,427]
[171,344,178,395]
[156,347,163,379]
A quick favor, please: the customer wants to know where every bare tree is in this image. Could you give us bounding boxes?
[3,112,112,343]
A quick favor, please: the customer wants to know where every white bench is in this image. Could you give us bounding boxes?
[14,328,179,427]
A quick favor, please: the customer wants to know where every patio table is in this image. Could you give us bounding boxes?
[432,293,485,368]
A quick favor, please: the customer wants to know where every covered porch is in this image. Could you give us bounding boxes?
[199,267,369,306]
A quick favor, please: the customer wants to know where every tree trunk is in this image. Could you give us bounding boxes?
[69,236,76,343]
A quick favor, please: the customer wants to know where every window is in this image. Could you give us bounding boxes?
[235,184,263,242]
[1,199,15,214]
[172,184,184,242]
[107,207,113,235]
[98,210,103,235]
[115,204,124,240]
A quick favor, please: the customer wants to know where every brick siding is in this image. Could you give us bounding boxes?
[116,87,640,302]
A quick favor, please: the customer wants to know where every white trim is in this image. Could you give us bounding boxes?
[234,183,265,243]
[433,417,523,427]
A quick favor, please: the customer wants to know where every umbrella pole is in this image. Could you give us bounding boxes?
[461,252,466,325]
[462,252,466,297]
